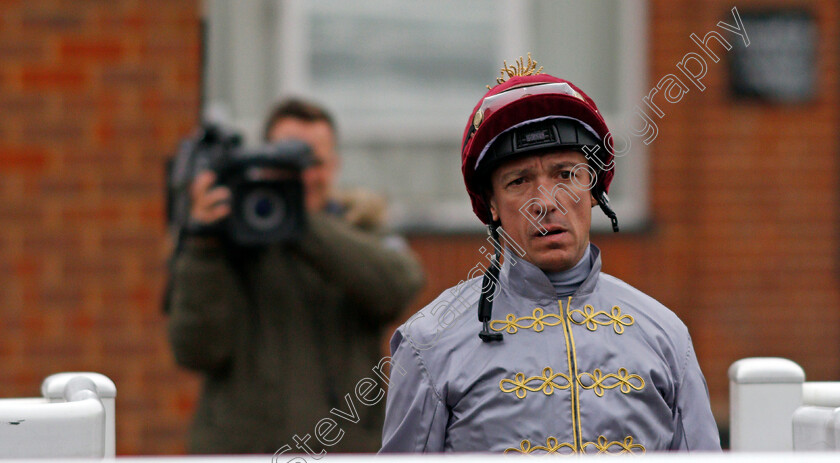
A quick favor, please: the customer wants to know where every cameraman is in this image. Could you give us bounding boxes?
[167,98,425,454]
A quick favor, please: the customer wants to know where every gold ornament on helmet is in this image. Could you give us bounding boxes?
[488,52,544,89]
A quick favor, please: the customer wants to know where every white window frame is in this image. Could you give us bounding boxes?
[594,0,649,233]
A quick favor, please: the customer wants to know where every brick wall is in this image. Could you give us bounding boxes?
[1,0,837,455]
[0,0,201,454]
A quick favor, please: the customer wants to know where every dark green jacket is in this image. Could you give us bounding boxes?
[168,212,424,454]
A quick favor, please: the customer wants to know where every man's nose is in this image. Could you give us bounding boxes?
[519,182,554,222]
[533,175,560,213]
[537,173,583,217]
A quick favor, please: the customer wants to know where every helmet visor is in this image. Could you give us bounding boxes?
[478,82,582,124]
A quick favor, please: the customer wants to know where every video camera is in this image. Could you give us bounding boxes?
[167,124,311,246]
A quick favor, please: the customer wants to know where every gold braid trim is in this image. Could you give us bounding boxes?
[490,307,562,334]
[488,52,544,89]
[577,368,645,397]
[582,435,646,454]
[506,436,645,455]
[505,437,576,455]
[568,304,635,334]
[499,367,572,399]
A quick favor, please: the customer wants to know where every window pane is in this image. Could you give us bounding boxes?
[531,0,621,113]
[301,0,503,137]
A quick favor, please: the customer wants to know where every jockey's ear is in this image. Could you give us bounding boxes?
[489,195,500,223]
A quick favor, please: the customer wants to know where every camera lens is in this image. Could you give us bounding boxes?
[255,197,274,218]
[242,187,285,231]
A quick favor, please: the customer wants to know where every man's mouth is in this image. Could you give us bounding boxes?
[535,225,567,237]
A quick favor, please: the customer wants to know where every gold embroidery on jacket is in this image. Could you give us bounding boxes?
[582,435,646,454]
[490,307,562,334]
[499,367,572,398]
[499,299,648,453]
[578,368,645,397]
[507,436,645,455]
[568,304,634,334]
[504,437,575,455]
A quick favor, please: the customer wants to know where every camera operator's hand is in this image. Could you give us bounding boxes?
[190,171,231,225]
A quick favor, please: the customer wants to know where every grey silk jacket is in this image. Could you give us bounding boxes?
[381,244,720,454]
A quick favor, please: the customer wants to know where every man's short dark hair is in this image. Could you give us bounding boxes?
[263,97,337,141]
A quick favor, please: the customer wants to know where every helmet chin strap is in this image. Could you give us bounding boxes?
[478,222,504,342]
[596,190,620,233]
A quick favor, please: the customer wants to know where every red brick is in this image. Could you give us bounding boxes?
[22,338,86,362]
[61,203,122,224]
[95,121,159,146]
[20,67,86,90]
[62,257,122,279]
[21,233,82,252]
[60,39,125,62]
[100,177,162,196]
[62,144,118,165]
[0,203,43,222]
[139,201,164,227]
[175,69,199,88]
[13,257,39,277]
[0,94,46,113]
[70,312,96,333]
[140,42,199,62]
[100,229,160,250]
[101,66,159,88]
[0,146,48,172]
[0,41,45,61]
[20,313,46,337]
[129,286,153,306]
[102,335,156,357]
[22,121,84,142]
[38,177,88,196]
[59,92,122,117]
[100,11,149,32]
[39,286,84,308]
[21,11,83,31]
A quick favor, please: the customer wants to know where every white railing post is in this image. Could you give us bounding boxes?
[42,372,117,458]
[0,374,107,458]
[729,357,805,451]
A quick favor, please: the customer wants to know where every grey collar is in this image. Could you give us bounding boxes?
[499,243,602,304]
[545,245,592,297]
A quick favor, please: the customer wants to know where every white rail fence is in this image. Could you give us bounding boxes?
[0,372,116,458]
[729,357,840,451]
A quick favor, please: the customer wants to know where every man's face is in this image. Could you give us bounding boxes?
[268,118,338,212]
[489,150,597,273]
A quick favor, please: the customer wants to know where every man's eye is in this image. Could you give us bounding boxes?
[507,177,525,187]
[559,170,572,179]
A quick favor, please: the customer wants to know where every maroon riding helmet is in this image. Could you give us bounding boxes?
[461,73,619,232]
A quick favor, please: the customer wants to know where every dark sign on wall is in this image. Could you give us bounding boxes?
[729,10,816,103]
